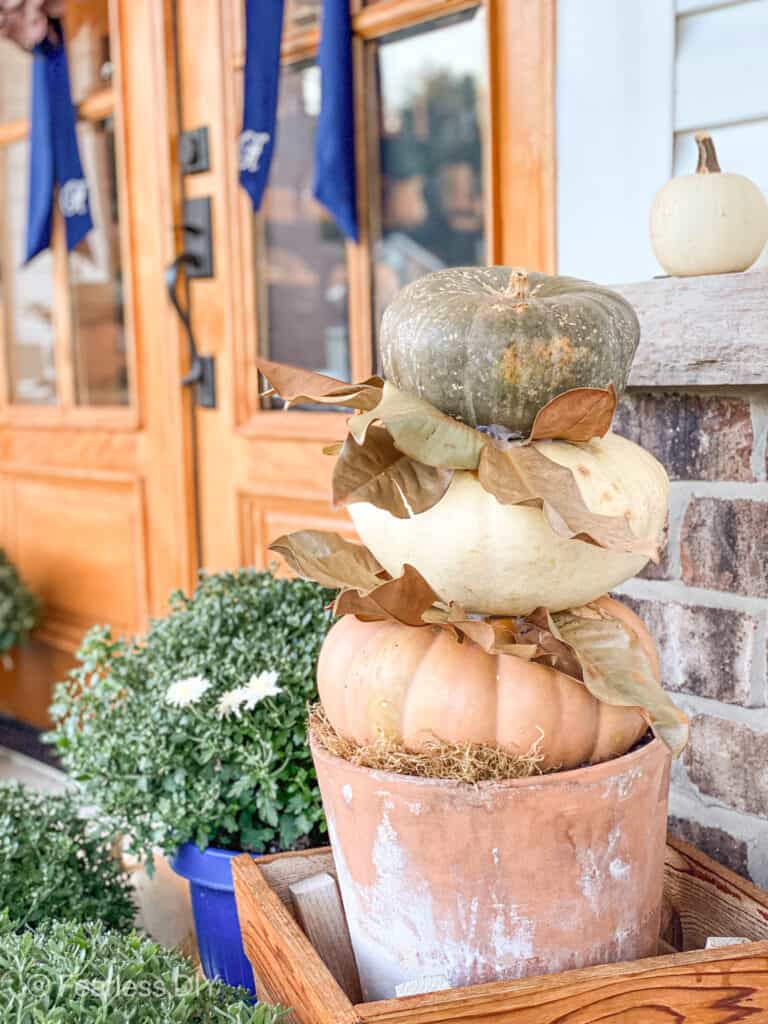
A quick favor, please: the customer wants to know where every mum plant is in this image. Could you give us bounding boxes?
[0,913,283,1023]
[0,548,40,656]
[47,570,333,863]
[0,782,135,932]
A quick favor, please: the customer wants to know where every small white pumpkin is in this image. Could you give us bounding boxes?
[650,133,768,277]
[349,431,668,615]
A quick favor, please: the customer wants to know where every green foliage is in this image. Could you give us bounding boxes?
[48,571,334,861]
[0,549,40,653]
[0,782,135,933]
[0,913,284,1023]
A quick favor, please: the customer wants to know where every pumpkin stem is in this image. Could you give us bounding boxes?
[695,132,721,174]
[507,269,530,306]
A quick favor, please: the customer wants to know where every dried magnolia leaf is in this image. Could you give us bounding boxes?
[551,607,689,756]
[419,606,541,659]
[478,442,658,558]
[268,530,384,592]
[334,564,439,627]
[333,427,453,517]
[528,385,617,443]
[257,358,383,411]
[349,382,486,470]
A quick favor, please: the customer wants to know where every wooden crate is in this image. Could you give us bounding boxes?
[232,837,768,1023]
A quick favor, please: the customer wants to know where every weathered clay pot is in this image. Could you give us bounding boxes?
[311,735,670,1001]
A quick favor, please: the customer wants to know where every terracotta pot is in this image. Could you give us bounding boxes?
[311,735,670,1001]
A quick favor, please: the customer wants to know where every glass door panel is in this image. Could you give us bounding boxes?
[255,61,351,395]
[371,8,488,326]
[70,116,128,405]
[66,0,113,101]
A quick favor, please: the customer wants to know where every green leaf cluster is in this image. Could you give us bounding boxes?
[47,571,334,862]
[0,913,284,1023]
[0,549,40,653]
[0,782,135,933]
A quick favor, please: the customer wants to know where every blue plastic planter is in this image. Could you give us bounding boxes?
[171,842,259,993]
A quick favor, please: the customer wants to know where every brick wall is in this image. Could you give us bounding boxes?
[613,388,768,885]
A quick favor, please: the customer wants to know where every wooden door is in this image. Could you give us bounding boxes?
[176,0,556,573]
[0,0,197,727]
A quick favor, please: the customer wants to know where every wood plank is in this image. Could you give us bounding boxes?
[356,943,768,1023]
[487,0,556,271]
[232,855,361,1024]
[664,835,768,951]
[617,270,768,386]
[290,872,363,1003]
[256,847,337,910]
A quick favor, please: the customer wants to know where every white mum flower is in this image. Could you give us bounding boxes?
[165,675,211,708]
[241,670,282,708]
[215,687,249,719]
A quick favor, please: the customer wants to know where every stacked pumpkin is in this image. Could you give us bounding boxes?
[259,267,687,1000]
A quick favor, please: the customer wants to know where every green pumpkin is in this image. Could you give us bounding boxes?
[380,267,640,433]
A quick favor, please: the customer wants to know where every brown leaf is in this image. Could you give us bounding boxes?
[332,427,453,517]
[257,358,383,411]
[268,531,384,592]
[551,606,689,756]
[334,564,440,627]
[528,385,617,442]
[323,441,344,456]
[349,382,486,469]
[478,443,658,557]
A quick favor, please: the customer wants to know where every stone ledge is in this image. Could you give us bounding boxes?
[615,271,768,387]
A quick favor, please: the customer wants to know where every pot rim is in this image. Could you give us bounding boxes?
[310,730,669,792]
[170,842,260,891]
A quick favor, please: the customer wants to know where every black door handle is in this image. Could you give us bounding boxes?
[165,252,216,408]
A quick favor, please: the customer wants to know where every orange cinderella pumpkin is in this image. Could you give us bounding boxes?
[317,596,660,771]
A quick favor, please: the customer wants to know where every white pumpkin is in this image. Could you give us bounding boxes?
[350,431,668,615]
[650,132,768,277]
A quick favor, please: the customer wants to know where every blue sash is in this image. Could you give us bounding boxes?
[25,22,93,263]
[313,0,358,241]
[239,0,284,210]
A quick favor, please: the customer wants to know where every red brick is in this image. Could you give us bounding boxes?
[681,498,768,597]
[613,392,754,481]
[668,816,750,879]
[620,597,756,704]
[637,520,671,581]
[685,715,768,817]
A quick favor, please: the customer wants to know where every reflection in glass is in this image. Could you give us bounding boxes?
[70,117,128,405]
[285,0,321,32]
[0,37,30,122]
[66,0,112,103]
[0,142,57,404]
[373,9,487,326]
[256,62,350,393]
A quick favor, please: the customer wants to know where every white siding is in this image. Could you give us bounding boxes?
[675,1,768,130]
[556,0,768,282]
[556,0,675,283]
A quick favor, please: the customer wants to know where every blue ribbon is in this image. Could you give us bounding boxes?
[313,0,358,241]
[239,0,284,210]
[25,21,93,263]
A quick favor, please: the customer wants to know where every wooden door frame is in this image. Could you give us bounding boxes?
[177,0,557,573]
[0,0,198,726]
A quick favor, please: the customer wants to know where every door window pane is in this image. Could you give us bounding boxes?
[0,141,57,405]
[70,117,128,405]
[256,62,350,392]
[0,37,30,122]
[66,0,113,103]
[372,8,487,325]
[285,0,321,32]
